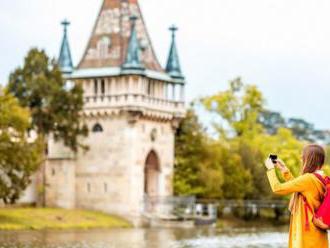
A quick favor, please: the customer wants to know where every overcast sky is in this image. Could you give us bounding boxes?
[1,0,330,129]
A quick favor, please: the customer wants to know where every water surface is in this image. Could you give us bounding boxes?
[0,227,288,248]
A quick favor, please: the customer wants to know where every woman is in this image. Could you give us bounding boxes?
[265,144,329,248]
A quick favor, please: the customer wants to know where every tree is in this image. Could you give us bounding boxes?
[260,110,330,145]
[201,77,264,138]
[0,90,42,204]
[175,78,323,201]
[287,118,314,142]
[174,107,253,200]
[259,110,286,135]
[201,78,305,199]
[7,48,88,152]
[174,108,224,198]
[215,141,253,199]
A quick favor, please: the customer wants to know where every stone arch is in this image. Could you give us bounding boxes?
[144,150,160,197]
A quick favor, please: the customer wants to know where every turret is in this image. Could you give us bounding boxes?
[166,25,185,81]
[58,19,73,74]
[121,16,145,74]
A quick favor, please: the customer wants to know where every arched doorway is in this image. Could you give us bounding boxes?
[144,151,160,197]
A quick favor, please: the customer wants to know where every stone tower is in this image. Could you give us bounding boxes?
[45,0,185,224]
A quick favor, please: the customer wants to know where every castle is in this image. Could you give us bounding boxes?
[21,0,186,225]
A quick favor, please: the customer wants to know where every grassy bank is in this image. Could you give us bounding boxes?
[0,208,132,230]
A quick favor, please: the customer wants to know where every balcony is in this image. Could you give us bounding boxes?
[83,93,185,117]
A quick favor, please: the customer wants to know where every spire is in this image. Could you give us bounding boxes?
[58,19,73,74]
[77,0,163,72]
[121,16,145,73]
[166,25,184,80]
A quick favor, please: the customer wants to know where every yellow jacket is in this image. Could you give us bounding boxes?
[267,168,328,248]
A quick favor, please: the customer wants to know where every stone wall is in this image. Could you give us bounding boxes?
[73,113,175,221]
[45,159,76,209]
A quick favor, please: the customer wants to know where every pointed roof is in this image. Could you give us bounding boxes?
[78,0,163,72]
[166,25,184,80]
[59,20,74,74]
[122,16,145,72]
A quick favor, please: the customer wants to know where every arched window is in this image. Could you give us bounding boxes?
[92,123,103,133]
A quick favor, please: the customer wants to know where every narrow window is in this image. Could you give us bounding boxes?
[101,79,105,95]
[147,81,152,96]
[104,183,108,193]
[152,81,155,96]
[51,168,56,176]
[45,144,49,156]
[92,123,103,133]
[87,183,91,193]
[94,79,98,95]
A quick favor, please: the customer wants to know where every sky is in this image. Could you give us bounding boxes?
[1,0,330,129]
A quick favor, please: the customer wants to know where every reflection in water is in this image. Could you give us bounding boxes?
[0,227,288,248]
[172,231,286,248]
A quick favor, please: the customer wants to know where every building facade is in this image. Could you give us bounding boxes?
[34,0,186,224]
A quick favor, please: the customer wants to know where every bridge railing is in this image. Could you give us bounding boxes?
[142,197,289,220]
[143,196,196,220]
[215,199,289,208]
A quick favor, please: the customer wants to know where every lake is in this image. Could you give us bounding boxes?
[0,227,288,248]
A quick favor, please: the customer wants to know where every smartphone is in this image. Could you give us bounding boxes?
[269,154,278,164]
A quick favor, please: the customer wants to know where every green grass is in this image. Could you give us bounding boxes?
[0,208,132,230]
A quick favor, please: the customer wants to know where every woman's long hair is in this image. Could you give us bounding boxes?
[302,144,326,174]
[289,144,326,213]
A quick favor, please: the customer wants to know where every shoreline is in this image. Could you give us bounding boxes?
[0,208,132,231]
[0,207,289,231]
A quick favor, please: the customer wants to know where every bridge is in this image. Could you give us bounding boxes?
[142,197,289,227]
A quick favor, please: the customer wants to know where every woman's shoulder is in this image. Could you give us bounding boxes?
[304,172,326,190]
[296,173,316,183]
[301,172,318,179]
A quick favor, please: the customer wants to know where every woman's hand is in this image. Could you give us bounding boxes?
[264,158,275,170]
[275,159,289,173]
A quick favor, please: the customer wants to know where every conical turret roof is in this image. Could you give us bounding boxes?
[59,20,74,74]
[122,16,145,72]
[166,25,184,80]
[78,0,163,72]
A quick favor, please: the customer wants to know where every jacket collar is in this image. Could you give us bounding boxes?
[315,170,324,175]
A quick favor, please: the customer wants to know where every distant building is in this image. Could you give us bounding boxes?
[22,0,186,225]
